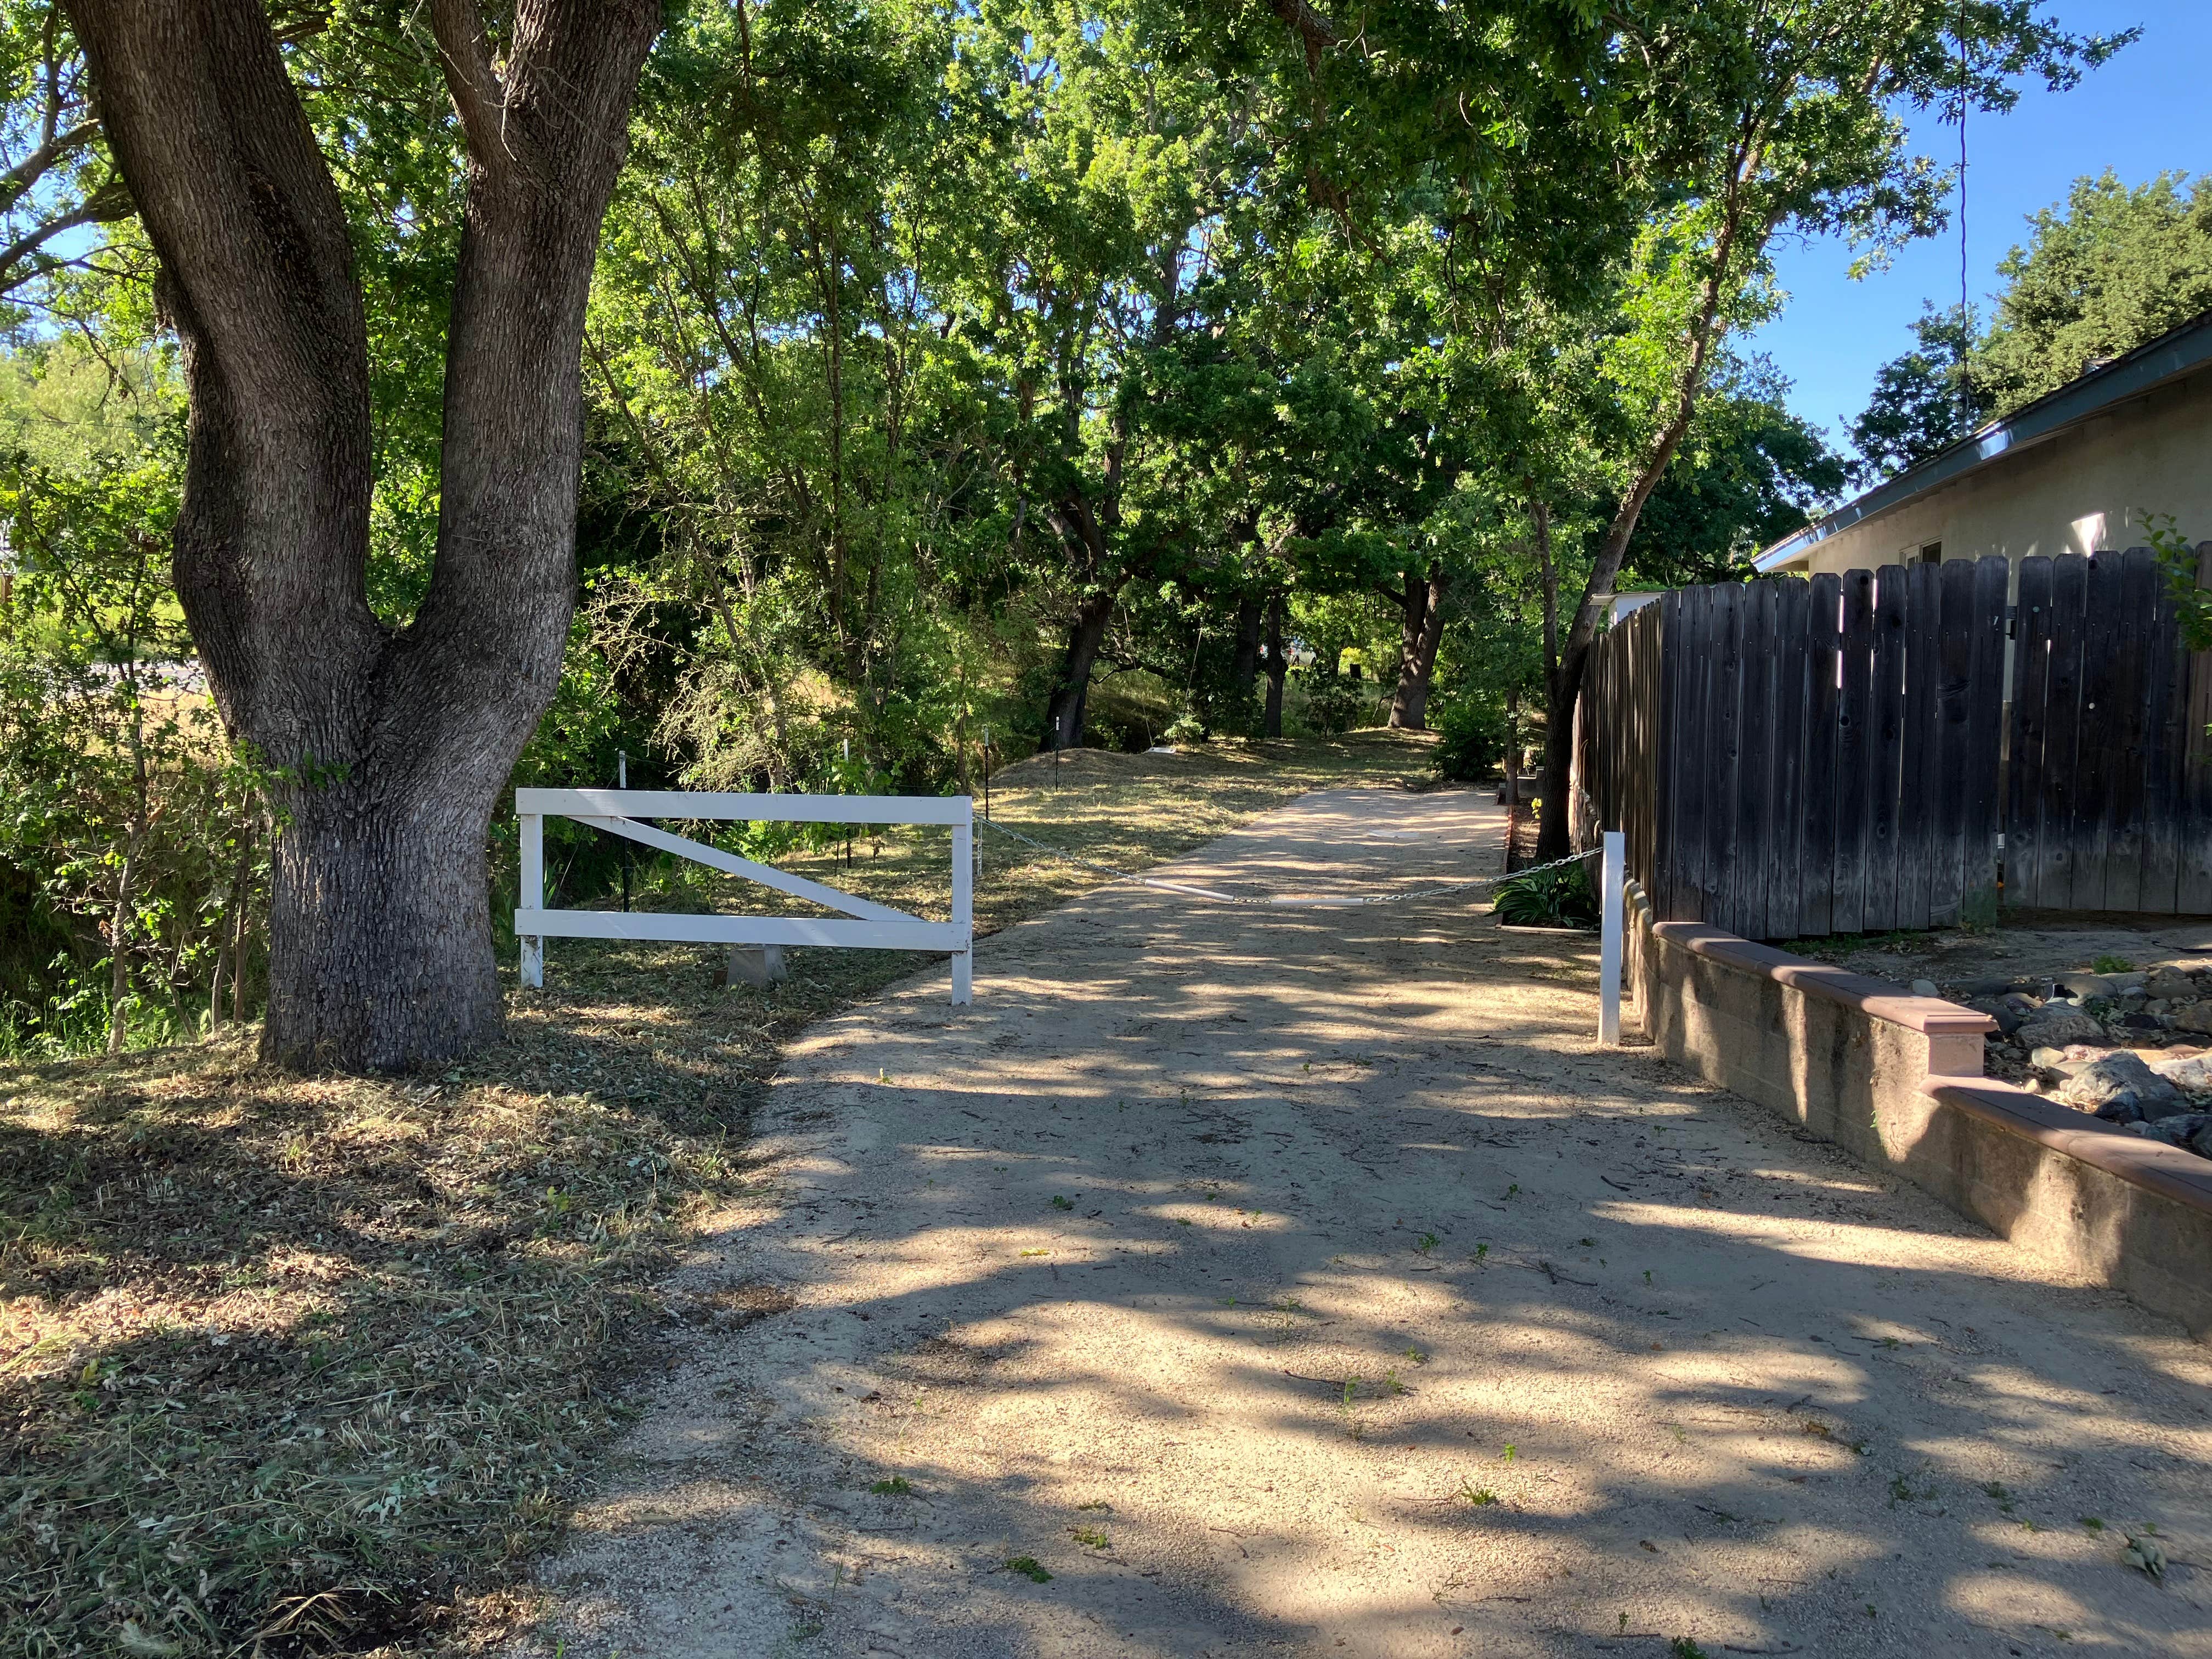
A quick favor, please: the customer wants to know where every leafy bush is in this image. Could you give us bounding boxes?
[1432,697,1505,781]
[1493,860,1599,928]
[1295,672,1367,736]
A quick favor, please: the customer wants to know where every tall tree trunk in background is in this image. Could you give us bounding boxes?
[1261,592,1287,738]
[1040,486,1131,753]
[1386,564,1446,730]
[1042,585,1119,751]
[66,0,662,1069]
[1229,591,1263,718]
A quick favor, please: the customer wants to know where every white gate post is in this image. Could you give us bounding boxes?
[951,798,973,1005]
[520,811,545,989]
[1598,830,1624,1045]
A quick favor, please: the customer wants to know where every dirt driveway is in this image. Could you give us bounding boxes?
[517,788,2212,1659]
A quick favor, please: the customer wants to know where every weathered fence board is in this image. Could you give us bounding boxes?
[1900,560,1942,930]
[1962,553,2010,921]
[2179,541,2212,913]
[1801,572,1842,937]
[1576,546,2209,939]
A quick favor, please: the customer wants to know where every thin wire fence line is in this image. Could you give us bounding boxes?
[977,816,1596,908]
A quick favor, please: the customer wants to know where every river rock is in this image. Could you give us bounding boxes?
[2130,1113,2212,1158]
[1909,978,1940,998]
[2015,1011,2105,1050]
[2171,1002,2212,1035]
[2055,972,2118,1001]
[2058,1053,2189,1123]
[1967,997,2027,1036]
[2154,1054,2212,1095]
[2143,967,2196,1001]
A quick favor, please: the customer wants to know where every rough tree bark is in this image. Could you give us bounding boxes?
[1040,485,1131,752]
[1384,564,1446,730]
[66,0,662,1069]
[1261,592,1287,738]
[1229,591,1264,716]
[1042,584,1119,752]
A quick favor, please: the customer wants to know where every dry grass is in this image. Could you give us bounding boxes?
[0,731,1438,1657]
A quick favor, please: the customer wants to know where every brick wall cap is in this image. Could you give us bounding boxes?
[1647,919,1998,1037]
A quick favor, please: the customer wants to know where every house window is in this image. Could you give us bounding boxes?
[1918,541,1943,566]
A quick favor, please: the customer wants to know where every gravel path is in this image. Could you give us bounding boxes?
[519,788,2212,1659]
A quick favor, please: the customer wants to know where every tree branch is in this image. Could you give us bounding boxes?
[1267,0,1337,72]
[427,0,514,178]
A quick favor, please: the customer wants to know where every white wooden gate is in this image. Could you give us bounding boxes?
[514,788,973,1003]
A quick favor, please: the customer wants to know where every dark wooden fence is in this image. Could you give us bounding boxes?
[1575,547,2212,940]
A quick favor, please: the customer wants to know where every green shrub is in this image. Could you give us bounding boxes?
[1493,860,1599,928]
[1432,698,1505,781]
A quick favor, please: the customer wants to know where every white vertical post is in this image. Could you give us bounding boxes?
[520,811,545,989]
[950,797,973,1005]
[1598,830,1624,1045]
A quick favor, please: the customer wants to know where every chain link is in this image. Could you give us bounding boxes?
[976,815,1596,909]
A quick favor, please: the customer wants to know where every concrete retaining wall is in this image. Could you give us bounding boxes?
[1627,882,2212,1338]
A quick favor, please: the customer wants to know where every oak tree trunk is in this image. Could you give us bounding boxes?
[1042,584,1120,752]
[1261,592,1287,738]
[1387,565,1446,731]
[1229,591,1263,714]
[67,0,662,1069]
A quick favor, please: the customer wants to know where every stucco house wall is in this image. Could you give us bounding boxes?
[1795,365,2212,578]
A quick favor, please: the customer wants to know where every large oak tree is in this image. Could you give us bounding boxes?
[63,0,663,1069]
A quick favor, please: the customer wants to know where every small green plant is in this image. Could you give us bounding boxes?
[2143,512,2212,652]
[1671,1639,1709,1659]
[1500,1443,1517,1463]
[1494,861,1600,928]
[1076,1500,1113,1511]
[871,1476,914,1497]
[1051,1195,1074,1210]
[1404,1346,1427,1364]
[1458,1482,1498,1506]
[1006,1555,1052,1583]
[1888,1473,1936,1506]
[1473,1243,1489,1261]
[2091,953,2134,975]
[2079,1516,2105,1533]
[1069,1526,1110,1549]
[1415,1231,1439,1255]
[2123,1532,2168,1578]
[1984,1480,2013,1513]
[1505,1183,1519,1197]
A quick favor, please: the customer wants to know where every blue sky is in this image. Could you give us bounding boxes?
[1753,0,2212,456]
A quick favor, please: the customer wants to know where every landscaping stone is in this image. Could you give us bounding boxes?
[1909,978,1939,998]
[2154,1054,2212,1095]
[1968,997,2027,1036]
[2129,1112,2212,1159]
[2143,967,2196,1000]
[2015,1011,2106,1050]
[2056,972,2118,1001]
[2058,1053,2188,1124]
[2171,1002,2212,1036]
